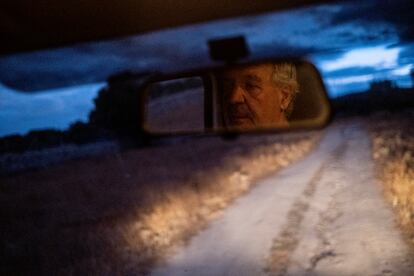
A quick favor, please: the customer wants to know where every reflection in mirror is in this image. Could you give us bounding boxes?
[144,61,330,134]
[217,63,296,130]
[145,77,205,133]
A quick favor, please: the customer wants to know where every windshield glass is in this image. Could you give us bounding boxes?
[1,0,413,137]
[1,1,414,275]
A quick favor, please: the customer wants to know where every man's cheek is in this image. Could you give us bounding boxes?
[247,97,264,115]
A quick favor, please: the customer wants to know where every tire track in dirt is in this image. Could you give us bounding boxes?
[283,122,414,276]
[264,165,324,275]
[265,139,347,275]
[151,122,414,276]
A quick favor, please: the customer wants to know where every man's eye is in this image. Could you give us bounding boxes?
[245,83,261,93]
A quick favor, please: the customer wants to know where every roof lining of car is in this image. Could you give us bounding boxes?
[1,0,330,55]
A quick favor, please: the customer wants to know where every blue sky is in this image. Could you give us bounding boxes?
[313,44,413,95]
[0,83,103,136]
[0,0,413,136]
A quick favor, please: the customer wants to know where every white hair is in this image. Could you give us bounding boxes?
[271,62,299,117]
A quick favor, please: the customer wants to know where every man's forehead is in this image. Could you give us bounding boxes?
[220,64,273,81]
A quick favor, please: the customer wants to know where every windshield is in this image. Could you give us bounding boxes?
[1,1,414,275]
[1,0,413,137]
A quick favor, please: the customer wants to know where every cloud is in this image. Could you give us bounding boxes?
[398,43,414,65]
[0,1,411,97]
[390,64,412,76]
[1,1,401,91]
[324,74,373,97]
[324,78,372,98]
[328,0,414,43]
[326,75,374,86]
[319,46,400,71]
[0,44,161,91]
[312,44,413,97]
[321,66,381,79]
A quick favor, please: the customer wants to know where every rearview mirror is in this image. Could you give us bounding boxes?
[143,60,330,135]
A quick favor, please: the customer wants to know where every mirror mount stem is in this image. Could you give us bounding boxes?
[208,36,250,63]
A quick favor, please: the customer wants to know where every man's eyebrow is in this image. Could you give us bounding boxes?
[244,74,262,83]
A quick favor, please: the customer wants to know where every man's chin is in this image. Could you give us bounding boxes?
[228,118,255,129]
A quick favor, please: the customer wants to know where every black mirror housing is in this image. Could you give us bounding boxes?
[142,59,330,136]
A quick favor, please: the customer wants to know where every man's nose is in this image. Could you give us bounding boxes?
[229,85,244,103]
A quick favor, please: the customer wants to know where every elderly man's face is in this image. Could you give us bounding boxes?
[219,64,292,129]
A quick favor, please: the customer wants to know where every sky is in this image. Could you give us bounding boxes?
[0,83,104,136]
[0,0,413,136]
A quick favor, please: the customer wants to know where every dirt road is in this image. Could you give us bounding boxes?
[151,122,414,275]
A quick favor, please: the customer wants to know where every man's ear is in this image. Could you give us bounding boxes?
[280,88,292,111]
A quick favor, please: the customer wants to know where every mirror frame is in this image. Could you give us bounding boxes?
[140,58,331,138]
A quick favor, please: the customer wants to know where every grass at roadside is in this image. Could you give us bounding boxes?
[1,131,320,275]
[367,110,414,247]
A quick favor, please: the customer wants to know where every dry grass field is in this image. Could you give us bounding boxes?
[367,110,414,247]
[1,131,320,275]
